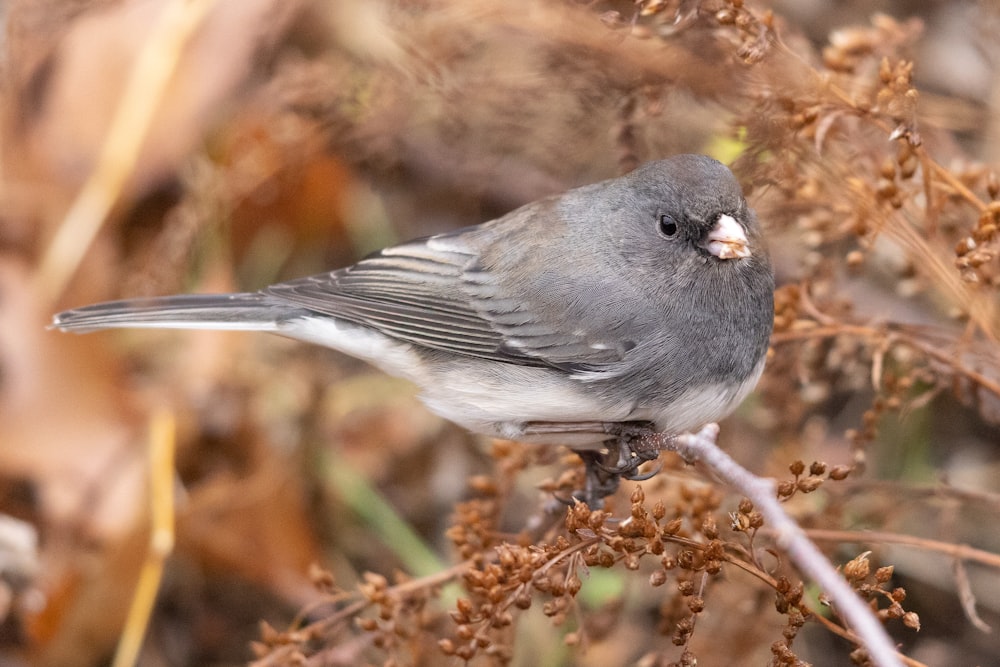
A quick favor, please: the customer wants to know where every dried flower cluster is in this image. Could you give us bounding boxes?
[252,460,925,666]
[3,0,999,665]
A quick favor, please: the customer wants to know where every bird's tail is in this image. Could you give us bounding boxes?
[52,293,300,333]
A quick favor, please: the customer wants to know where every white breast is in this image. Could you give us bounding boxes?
[280,315,765,449]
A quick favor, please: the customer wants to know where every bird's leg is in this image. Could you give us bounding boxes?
[521,420,665,508]
[574,450,621,509]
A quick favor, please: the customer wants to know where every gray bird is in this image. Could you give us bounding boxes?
[53,154,774,506]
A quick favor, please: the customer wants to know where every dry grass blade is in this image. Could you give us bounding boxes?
[34,0,219,304]
[111,409,176,667]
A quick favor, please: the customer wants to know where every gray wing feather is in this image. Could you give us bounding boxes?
[265,238,530,362]
[264,234,628,369]
[55,234,631,371]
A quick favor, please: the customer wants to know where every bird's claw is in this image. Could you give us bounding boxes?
[569,421,662,508]
[622,461,662,482]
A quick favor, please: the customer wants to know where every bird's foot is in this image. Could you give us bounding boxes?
[598,421,661,476]
[572,421,663,508]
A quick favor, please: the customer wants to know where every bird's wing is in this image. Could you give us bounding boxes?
[264,231,630,370]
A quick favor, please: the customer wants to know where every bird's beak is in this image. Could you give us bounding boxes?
[704,214,751,259]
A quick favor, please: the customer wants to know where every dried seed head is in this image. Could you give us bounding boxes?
[828,465,852,480]
[843,552,872,582]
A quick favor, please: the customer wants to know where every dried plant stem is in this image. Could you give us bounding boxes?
[772,323,1000,400]
[112,409,177,667]
[35,0,219,304]
[249,560,475,667]
[661,424,905,667]
[800,528,1000,569]
[840,478,1000,511]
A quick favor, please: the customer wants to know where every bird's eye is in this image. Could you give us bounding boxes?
[658,214,678,238]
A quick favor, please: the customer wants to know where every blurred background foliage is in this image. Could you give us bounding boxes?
[0,0,998,665]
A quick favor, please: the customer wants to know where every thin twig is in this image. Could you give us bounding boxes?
[657,424,905,667]
[797,528,1000,570]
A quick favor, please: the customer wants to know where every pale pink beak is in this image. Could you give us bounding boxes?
[704,214,750,259]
